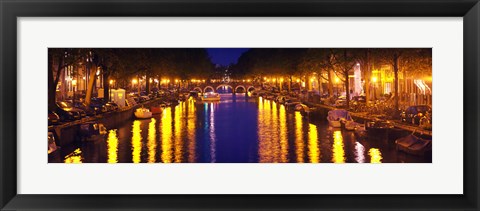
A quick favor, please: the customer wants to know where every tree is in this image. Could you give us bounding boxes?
[332,49,357,108]
[48,49,65,110]
[351,48,372,103]
[298,49,336,95]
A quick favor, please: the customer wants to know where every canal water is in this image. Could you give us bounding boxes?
[56,94,432,163]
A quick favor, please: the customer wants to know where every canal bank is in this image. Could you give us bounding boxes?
[302,101,432,136]
[50,98,166,147]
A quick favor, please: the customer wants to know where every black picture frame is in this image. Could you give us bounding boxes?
[1,0,478,210]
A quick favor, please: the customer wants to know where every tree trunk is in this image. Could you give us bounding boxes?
[103,70,110,102]
[364,49,370,104]
[403,67,407,106]
[288,75,292,92]
[327,69,334,96]
[145,72,150,94]
[393,54,400,112]
[48,53,56,110]
[345,72,350,108]
[85,64,97,107]
[317,73,322,94]
[137,75,141,94]
[344,49,350,108]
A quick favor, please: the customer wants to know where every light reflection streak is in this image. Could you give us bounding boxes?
[187,98,196,162]
[271,101,280,162]
[209,103,216,162]
[174,104,183,163]
[107,129,119,163]
[295,112,304,163]
[258,99,272,162]
[354,142,366,163]
[64,148,82,163]
[332,130,345,163]
[369,148,383,163]
[131,120,142,163]
[279,105,288,162]
[308,124,320,163]
[147,118,157,163]
[161,107,173,163]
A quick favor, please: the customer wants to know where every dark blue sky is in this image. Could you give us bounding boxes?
[207,48,249,66]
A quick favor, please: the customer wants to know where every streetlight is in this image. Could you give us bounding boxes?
[132,79,137,92]
[334,77,340,96]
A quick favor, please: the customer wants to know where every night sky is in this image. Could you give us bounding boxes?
[206,48,249,66]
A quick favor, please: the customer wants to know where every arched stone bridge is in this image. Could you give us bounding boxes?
[190,82,260,94]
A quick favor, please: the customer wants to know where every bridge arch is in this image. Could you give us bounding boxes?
[247,86,256,92]
[216,84,233,92]
[235,85,246,93]
[193,87,203,93]
[203,86,215,93]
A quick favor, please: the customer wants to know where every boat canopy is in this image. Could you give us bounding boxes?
[327,109,352,121]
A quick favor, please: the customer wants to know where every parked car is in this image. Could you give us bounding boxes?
[140,95,150,101]
[71,101,97,116]
[351,96,366,104]
[89,98,109,113]
[55,101,84,121]
[400,105,432,125]
[334,96,347,107]
[48,110,60,125]
[105,102,119,111]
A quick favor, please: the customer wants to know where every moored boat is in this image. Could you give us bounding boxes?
[327,109,353,128]
[201,92,221,101]
[345,121,362,131]
[354,124,368,138]
[285,101,301,111]
[295,103,311,116]
[395,134,432,156]
[134,107,152,119]
[79,122,107,142]
[365,118,394,137]
[48,131,59,154]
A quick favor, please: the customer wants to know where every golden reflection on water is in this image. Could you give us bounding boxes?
[64,148,82,163]
[332,130,345,163]
[107,129,119,163]
[174,103,184,163]
[271,101,281,162]
[369,148,383,163]
[187,98,196,162]
[279,105,288,162]
[258,98,288,163]
[161,107,173,163]
[209,103,216,162]
[131,120,142,163]
[308,124,320,163]
[258,98,273,162]
[295,112,305,163]
[147,118,157,163]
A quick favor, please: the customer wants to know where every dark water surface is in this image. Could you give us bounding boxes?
[59,94,431,163]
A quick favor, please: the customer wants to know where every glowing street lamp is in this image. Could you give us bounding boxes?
[334,77,340,96]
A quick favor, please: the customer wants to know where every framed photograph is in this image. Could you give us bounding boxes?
[1,0,479,210]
